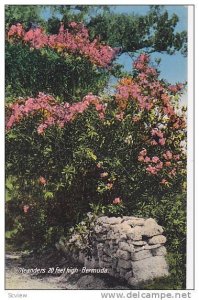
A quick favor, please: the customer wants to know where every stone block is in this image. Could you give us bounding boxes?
[124,218,145,227]
[94,224,110,234]
[125,270,133,281]
[79,251,86,264]
[148,235,167,245]
[126,226,143,241]
[84,257,99,269]
[131,249,152,261]
[112,223,133,234]
[97,216,109,224]
[130,256,169,285]
[107,230,121,240]
[119,241,135,253]
[119,268,126,278]
[117,259,132,269]
[144,244,161,250]
[103,246,113,256]
[99,260,112,269]
[142,218,164,237]
[105,217,122,225]
[132,241,147,246]
[151,246,167,256]
[116,249,131,260]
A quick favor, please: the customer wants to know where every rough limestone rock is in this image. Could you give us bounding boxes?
[57,215,169,287]
[116,249,131,260]
[119,241,135,253]
[129,256,169,286]
[148,235,167,245]
[142,218,164,237]
[151,246,167,256]
[131,249,153,261]
[132,241,147,246]
[118,258,132,269]
[126,226,143,241]
[123,218,145,227]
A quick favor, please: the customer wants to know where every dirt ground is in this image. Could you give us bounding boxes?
[5,251,128,290]
[5,253,68,289]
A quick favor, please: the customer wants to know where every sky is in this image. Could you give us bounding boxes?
[111,5,187,84]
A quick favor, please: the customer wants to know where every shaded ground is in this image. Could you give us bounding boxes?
[5,251,129,290]
[6,252,67,289]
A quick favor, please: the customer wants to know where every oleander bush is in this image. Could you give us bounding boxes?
[5,18,187,288]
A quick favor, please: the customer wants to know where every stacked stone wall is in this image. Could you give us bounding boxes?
[58,216,169,286]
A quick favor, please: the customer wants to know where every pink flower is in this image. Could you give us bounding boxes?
[151,128,163,138]
[168,84,183,93]
[6,92,106,133]
[115,112,124,121]
[139,53,150,63]
[165,161,172,167]
[107,183,113,189]
[23,205,30,213]
[151,140,158,146]
[99,112,105,120]
[169,168,176,177]
[132,115,140,122]
[161,179,169,186]
[159,138,166,146]
[138,155,145,162]
[152,156,160,163]
[7,23,117,68]
[145,102,153,110]
[173,154,180,161]
[146,165,157,175]
[161,93,170,105]
[37,123,48,134]
[139,149,147,156]
[96,163,102,168]
[113,197,121,205]
[156,161,163,170]
[144,156,151,163]
[39,176,47,185]
[69,21,78,28]
[163,150,173,160]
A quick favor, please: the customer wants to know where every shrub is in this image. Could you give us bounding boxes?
[5,22,187,289]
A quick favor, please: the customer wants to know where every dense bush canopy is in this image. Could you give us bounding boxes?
[5,6,187,289]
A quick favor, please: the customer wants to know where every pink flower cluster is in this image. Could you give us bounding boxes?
[23,204,30,214]
[133,53,157,77]
[7,22,117,68]
[138,149,163,175]
[39,176,47,185]
[113,197,121,205]
[115,79,153,111]
[151,128,166,146]
[138,148,181,185]
[162,150,179,177]
[168,84,184,94]
[6,92,106,134]
[115,53,184,119]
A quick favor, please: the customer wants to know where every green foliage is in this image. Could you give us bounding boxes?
[89,202,125,217]
[5,42,110,100]
[5,5,44,28]
[87,6,187,56]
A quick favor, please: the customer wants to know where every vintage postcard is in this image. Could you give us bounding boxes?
[1,1,196,299]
